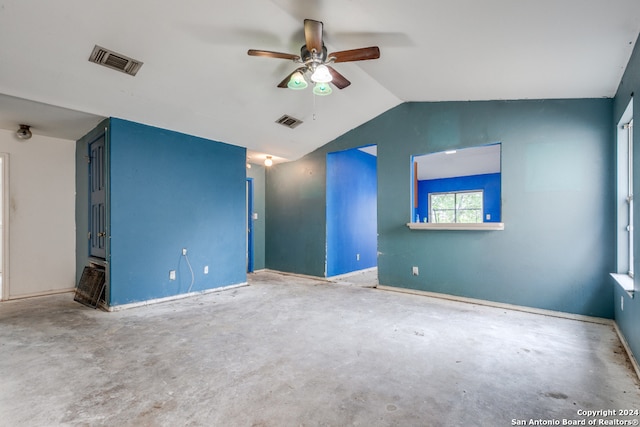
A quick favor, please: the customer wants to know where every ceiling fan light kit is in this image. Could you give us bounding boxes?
[287,71,308,90]
[313,82,332,96]
[310,64,332,84]
[248,19,380,96]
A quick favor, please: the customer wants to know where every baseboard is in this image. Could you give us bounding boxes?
[328,267,377,281]
[262,269,332,282]
[260,267,378,283]
[6,287,75,301]
[613,322,640,381]
[106,282,249,312]
[375,285,613,326]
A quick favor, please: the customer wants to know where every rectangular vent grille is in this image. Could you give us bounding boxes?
[74,266,106,309]
[89,45,143,76]
[276,115,303,129]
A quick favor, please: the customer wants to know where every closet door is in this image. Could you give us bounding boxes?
[89,134,106,259]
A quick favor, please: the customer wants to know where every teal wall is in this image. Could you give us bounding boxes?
[266,155,327,276]
[247,163,266,271]
[266,99,614,318]
[613,35,640,364]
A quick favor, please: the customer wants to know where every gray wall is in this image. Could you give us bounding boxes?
[266,99,615,318]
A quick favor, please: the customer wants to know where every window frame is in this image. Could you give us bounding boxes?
[626,118,634,279]
[428,189,484,224]
[612,98,635,296]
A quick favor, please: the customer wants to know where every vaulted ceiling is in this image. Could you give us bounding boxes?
[1,1,639,163]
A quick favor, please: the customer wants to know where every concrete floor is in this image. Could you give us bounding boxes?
[1,270,639,426]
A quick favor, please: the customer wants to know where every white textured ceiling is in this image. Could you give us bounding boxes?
[0,1,639,162]
[415,144,501,180]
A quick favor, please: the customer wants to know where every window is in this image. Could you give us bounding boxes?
[429,191,483,223]
[625,118,634,278]
[612,99,634,294]
[617,100,633,278]
[408,143,503,231]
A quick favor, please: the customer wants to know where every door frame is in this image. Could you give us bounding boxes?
[0,153,9,301]
[247,178,254,273]
[88,134,107,259]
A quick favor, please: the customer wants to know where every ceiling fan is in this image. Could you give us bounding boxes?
[247,19,380,95]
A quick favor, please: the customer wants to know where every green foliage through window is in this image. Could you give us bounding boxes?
[430,191,483,223]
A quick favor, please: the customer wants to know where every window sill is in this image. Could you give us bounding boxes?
[610,273,635,298]
[406,222,505,231]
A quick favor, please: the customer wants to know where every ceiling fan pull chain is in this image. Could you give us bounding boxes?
[313,90,317,120]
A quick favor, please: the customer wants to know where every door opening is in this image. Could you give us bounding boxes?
[326,145,378,277]
[0,154,8,301]
[247,178,254,273]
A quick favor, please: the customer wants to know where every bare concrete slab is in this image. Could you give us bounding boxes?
[1,270,638,426]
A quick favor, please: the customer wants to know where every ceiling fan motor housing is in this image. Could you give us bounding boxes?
[300,45,328,67]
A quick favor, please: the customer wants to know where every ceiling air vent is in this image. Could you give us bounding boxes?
[275,114,303,129]
[89,45,143,76]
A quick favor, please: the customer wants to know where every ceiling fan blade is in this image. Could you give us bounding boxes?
[328,46,380,63]
[277,68,307,88]
[304,19,324,53]
[247,49,300,61]
[327,66,351,89]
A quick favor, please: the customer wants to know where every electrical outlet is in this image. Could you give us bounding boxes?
[204,265,209,274]
[412,266,419,276]
[621,296,624,311]
[182,248,187,256]
[356,253,360,261]
[169,270,176,280]
[486,214,491,220]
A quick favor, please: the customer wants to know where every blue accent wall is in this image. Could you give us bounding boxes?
[107,118,246,305]
[326,148,377,276]
[417,173,501,222]
[613,33,640,366]
[266,99,614,318]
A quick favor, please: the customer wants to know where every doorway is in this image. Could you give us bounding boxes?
[247,178,254,273]
[326,145,378,277]
[0,154,8,300]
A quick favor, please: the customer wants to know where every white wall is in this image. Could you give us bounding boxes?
[0,128,76,299]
